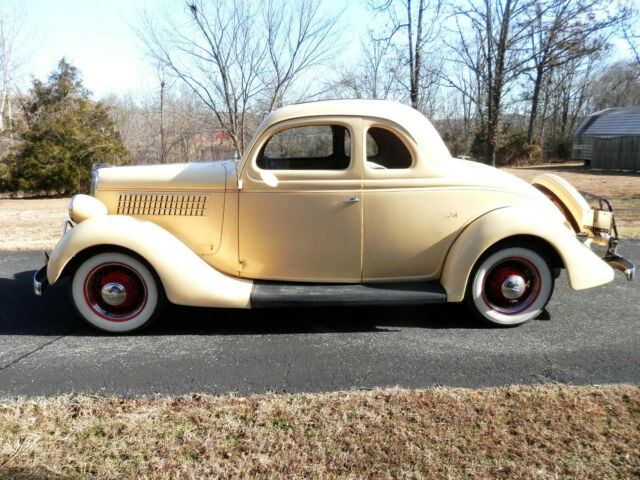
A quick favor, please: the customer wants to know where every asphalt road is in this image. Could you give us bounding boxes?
[1,242,639,399]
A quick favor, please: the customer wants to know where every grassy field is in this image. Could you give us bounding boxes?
[0,197,68,251]
[1,385,638,479]
[1,163,639,252]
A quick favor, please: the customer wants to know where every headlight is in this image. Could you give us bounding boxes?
[68,194,107,223]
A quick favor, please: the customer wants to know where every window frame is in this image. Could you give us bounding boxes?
[253,120,356,175]
[361,120,419,178]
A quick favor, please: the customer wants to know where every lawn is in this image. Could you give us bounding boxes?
[1,385,638,479]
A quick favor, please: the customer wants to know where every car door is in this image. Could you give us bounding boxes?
[361,120,492,282]
[238,118,363,283]
[361,121,449,282]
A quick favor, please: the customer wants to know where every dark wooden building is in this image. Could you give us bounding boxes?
[572,107,640,171]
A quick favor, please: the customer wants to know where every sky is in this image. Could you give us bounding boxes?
[11,0,639,100]
[26,0,183,97]
[19,0,368,100]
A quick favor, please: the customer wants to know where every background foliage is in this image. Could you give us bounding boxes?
[1,60,129,195]
[0,0,639,195]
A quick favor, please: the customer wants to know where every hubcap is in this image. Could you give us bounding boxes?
[482,258,541,315]
[501,275,526,300]
[84,262,147,322]
[101,282,127,306]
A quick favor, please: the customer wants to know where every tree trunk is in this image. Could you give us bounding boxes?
[0,85,5,132]
[527,64,544,144]
[484,0,512,167]
[159,79,166,163]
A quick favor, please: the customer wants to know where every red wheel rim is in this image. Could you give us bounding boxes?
[83,262,148,322]
[481,257,541,315]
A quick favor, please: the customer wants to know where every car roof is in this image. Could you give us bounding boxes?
[250,99,451,169]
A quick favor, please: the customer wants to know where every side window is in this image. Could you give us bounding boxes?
[366,127,412,169]
[258,125,351,170]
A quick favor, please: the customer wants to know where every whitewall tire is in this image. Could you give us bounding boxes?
[70,252,164,333]
[465,246,554,326]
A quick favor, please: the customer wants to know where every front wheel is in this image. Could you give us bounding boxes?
[70,252,165,333]
[465,246,554,327]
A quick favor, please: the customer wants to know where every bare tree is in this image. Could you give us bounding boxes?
[450,0,536,165]
[625,29,640,66]
[586,60,640,110]
[105,86,225,165]
[0,4,29,133]
[371,0,444,110]
[333,30,402,100]
[137,0,340,156]
[524,0,626,144]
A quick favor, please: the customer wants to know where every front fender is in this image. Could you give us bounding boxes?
[441,207,615,302]
[47,215,252,308]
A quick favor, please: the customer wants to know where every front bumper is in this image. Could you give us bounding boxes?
[33,251,50,296]
[33,265,48,296]
[606,254,635,281]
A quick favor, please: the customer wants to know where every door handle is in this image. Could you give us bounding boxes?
[343,197,360,204]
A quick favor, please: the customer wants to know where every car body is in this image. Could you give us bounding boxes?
[34,99,634,332]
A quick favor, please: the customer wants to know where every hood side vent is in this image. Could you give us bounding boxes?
[117,193,208,216]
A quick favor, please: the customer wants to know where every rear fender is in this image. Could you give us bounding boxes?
[441,207,615,302]
[47,215,252,308]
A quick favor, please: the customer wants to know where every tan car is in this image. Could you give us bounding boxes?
[34,100,634,332]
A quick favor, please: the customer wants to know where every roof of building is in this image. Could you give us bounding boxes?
[574,106,640,136]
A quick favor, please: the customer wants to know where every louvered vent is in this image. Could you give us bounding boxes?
[117,194,207,216]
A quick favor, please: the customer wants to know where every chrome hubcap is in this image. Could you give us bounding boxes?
[84,262,147,322]
[482,257,541,315]
[501,275,526,300]
[101,282,127,306]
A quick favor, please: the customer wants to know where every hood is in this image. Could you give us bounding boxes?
[95,161,236,192]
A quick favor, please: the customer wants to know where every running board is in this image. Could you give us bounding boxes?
[250,281,447,308]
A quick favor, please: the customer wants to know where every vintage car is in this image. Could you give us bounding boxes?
[33,100,634,332]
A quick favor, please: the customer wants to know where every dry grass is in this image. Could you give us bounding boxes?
[0,385,638,479]
[0,197,68,251]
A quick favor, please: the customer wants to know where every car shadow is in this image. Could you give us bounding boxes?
[0,269,525,337]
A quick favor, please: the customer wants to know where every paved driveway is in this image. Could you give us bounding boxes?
[0,242,638,398]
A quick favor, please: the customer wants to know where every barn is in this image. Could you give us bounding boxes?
[572,106,640,171]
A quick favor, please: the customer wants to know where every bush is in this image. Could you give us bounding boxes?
[553,139,573,160]
[3,59,130,195]
[471,124,543,166]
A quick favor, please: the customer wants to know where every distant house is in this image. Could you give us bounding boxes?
[572,107,640,171]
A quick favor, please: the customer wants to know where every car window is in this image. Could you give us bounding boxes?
[366,127,412,169]
[366,132,379,157]
[344,130,351,157]
[258,125,351,170]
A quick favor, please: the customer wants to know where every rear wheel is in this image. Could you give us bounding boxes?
[465,246,554,327]
[70,252,165,333]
